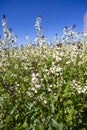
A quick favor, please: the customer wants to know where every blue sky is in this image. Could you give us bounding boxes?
[0,0,87,45]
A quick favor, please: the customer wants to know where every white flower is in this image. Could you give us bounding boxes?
[35,84,41,89]
[56,67,62,72]
[55,57,62,62]
[44,100,47,104]
[48,88,51,92]
[14,64,18,69]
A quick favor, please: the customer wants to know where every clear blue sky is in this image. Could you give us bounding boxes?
[0,0,87,45]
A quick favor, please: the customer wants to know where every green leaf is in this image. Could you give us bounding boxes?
[48,127,53,130]
[35,124,43,130]
[23,120,28,128]
[51,118,59,129]
[58,123,65,130]
[15,114,19,120]
[50,103,55,113]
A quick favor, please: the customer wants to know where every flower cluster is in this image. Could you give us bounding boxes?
[0,15,17,48]
[0,15,87,129]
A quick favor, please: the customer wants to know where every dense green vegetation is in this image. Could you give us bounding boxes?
[0,43,87,129]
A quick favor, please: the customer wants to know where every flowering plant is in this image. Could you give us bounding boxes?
[0,16,87,129]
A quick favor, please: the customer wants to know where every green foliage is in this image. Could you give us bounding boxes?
[0,44,87,129]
